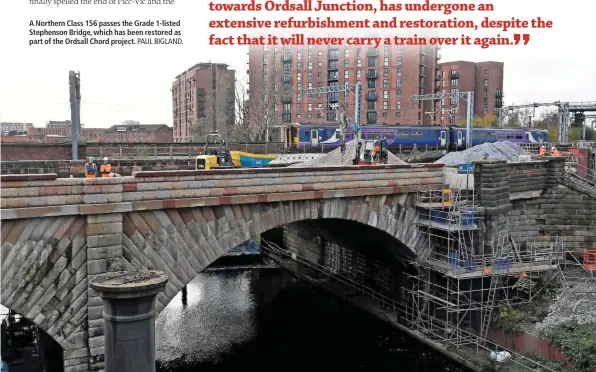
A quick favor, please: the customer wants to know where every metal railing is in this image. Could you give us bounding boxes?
[565,155,596,192]
[261,239,557,372]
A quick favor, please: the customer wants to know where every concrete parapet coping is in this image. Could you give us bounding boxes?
[0,173,58,181]
[132,163,445,177]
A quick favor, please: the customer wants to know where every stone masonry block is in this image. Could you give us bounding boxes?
[88,246,122,260]
[87,234,122,248]
[86,222,122,236]
[87,213,123,224]
[87,259,107,275]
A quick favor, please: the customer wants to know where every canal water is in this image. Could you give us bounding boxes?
[155,267,466,372]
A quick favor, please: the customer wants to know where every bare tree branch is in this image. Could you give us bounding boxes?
[230,81,281,142]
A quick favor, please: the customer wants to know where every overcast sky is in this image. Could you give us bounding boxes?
[0,0,594,128]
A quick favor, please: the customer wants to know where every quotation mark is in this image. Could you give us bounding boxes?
[513,34,531,45]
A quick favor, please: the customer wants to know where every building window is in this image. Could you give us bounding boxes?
[368,79,376,88]
[396,101,401,110]
[308,51,312,60]
[308,82,313,89]
[367,111,377,124]
[397,46,403,55]
[484,79,488,87]
[297,72,301,81]
[344,48,349,57]
[308,104,312,111]
[318,62,323,67]
[368,57,376,67]
[356,58,361,68]
[367,101,377,110]
[297,62,302,69]
[383,101,388,110]
[308,61,312,70]
[344,70,349,79]
[383,90,388,99]
[397,79,401,88]
[297,52,302,59]
[283,103,291,112]
[397,55,403,65]
[383,79,389,89]
[357,70,362,78]
[397,67,402,77]
[282,113,291,122]
[384,57,389,66]
[308,72,312,80]
[344,59,349,67]
[384,45,389,54]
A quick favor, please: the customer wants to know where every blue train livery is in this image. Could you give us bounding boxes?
[278,123,548,152]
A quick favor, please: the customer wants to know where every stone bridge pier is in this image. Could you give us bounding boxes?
[0,164,443,372]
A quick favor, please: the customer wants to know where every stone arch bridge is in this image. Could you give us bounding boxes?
[0,164,444,372]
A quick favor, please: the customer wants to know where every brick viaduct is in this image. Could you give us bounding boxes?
[1,158,595,372]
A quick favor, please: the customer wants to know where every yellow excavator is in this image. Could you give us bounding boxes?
[196,133,236,170]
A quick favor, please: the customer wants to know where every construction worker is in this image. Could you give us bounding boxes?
[539,145,546,157]
[100,157,112,177]
[371,140,380,160]
[84,157,97,178]
[550,147,560,156]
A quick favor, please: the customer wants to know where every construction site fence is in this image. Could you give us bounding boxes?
[260,239,558,372]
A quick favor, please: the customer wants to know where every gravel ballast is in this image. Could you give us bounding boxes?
[435,141,530,166]
[289,140,407,167]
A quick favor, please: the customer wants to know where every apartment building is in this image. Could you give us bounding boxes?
[247,45,440,129]
[436,61,504,124]
[0,122,33,135]
[171,63,236,142]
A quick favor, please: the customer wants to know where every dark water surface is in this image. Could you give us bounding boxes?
[155,268,466,372]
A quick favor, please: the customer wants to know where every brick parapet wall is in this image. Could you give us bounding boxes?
[0,165,446,220]
[1,158,196,177]
[0,142,286,161]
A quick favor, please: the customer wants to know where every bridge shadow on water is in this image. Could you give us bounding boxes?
[156,269,467,372]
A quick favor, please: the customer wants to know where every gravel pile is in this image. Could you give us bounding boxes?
[534,281,596,334]
[290,140,406,167]
[435,141,530,166]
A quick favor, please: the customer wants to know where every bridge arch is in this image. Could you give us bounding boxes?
[1,215,88,353]
[120,194,425,314]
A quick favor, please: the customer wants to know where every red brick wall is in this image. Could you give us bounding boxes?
[1,143,86,161]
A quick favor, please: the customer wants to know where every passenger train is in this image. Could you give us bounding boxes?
[275,123,548,152]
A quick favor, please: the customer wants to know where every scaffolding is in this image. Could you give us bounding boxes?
[408,180,566,350]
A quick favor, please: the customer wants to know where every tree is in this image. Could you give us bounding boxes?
[229,81,280,142]
[189,117,208,142]
[503,107,534,127]
[475,113,498,127]
[533,109,559,142]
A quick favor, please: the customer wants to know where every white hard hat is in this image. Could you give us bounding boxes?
[103,157,109,161]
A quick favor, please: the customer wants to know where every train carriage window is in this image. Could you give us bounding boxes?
[411,131,423,138]
[368,131,380,140]
[382,132,396,140]
[539,133,544,141]
[506,133,514,139]
[496,132,506,140]
[397,131,409,138]
[514,133,523,140]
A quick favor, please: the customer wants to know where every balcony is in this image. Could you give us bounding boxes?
[282,74,291,83]
[328,92,339,101]
[282,53,292,62]
[282,94,292,103]
[328,71,339,81]
[366,47,378,56]
[366,70,378,79]
[450,71,459,79]
[328,50,339,60]
[328,61,339,70]
[367,91,377,101]
[496,89,503,98]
